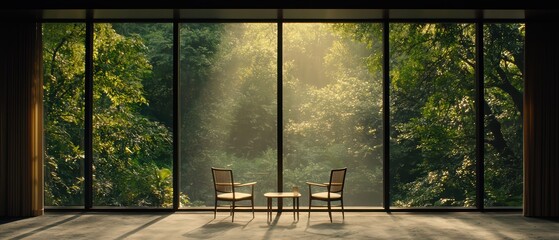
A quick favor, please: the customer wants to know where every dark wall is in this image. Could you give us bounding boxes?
[524,12,559,217]
[0,21,43,217]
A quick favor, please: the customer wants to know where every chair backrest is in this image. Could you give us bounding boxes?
[212,167,234,193]
[329,168,347,193]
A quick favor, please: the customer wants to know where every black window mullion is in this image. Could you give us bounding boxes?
[84,10,93,210]
[172,10,180,210]
[382,19,391,212]
[277,9,284,212]
[475,20,485,211]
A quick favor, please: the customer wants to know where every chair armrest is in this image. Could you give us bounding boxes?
[306,182,328,187]
[235,182,257,187]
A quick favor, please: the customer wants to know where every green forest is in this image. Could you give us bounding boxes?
[43,22,523,208]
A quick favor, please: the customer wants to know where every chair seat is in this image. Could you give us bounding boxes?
[311,192,342,200]
[217,192,252,200]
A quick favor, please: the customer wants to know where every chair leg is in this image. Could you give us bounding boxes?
[341,199,345,219]
[231,201,235,222]
[327,201,332,223]
[308,198,312,218]
[214,199,217,219]
[251,198,255,219]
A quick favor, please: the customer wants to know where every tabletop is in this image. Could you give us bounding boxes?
[264,192,301,198]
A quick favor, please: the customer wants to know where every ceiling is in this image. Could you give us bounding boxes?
[37,9,527,20]
[4,0,556,21]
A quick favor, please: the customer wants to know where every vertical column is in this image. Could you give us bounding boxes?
[382,19,390,211]
[277,9,284,212]
[475,20,485,211]
[84,11,94,210]
[173,9,181,210]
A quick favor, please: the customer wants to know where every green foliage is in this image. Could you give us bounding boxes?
[112,23,174,128]
[283,23,383,206]
[389,23,478,207]
[44,22,524,208]
[337,23,523,207]
[391,23,517,207]
[44,23,175,207]
[43,23,86,206]
[180,23,278,206]
[483,24,524,207]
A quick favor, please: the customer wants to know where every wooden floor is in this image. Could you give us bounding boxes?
[1,212,558,239]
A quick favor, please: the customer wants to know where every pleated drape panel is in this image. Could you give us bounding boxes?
[524,19,559,217]
[0,21,43,217]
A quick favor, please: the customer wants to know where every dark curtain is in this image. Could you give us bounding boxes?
[0,21,44,217]
[524,19,559,217]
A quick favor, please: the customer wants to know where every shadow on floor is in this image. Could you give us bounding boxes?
[183,214,254,239]
[8,214,82,239]
[114,213,172,240]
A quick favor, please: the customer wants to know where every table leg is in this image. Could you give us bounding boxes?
[266,198,272,222]
[296,197,299,220]
[293,198,296,220]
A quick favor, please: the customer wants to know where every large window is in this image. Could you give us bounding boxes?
[283,23,384,206]
[484,23,524,207]
[390,23,476,207]
[43,19,524,210]
[92,23,173,207]
[179,23,277,207]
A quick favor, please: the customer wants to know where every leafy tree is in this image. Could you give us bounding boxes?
[43,23,176,207]
[179,23,226,206]
[112,23,174,128]
[483,24,524,206]
[283,23,384,206]
[43,23,86,206]
[337,23,523,207]
[45,21,524,208]
[92,23,174,207]
[180,23,278,206]
[389,24,477,207]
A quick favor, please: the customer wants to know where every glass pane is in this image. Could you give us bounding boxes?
[92,23,173,207]
[484,23,524,207]
[283,23,384,206]
[43,23,85,207]
[180,23,277,207]
[390,23,476,207]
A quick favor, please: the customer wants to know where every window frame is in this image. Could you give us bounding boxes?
[42,10,525,212]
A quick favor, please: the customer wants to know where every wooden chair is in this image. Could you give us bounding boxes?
[306,168,347,222]
[211,167,256,222]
